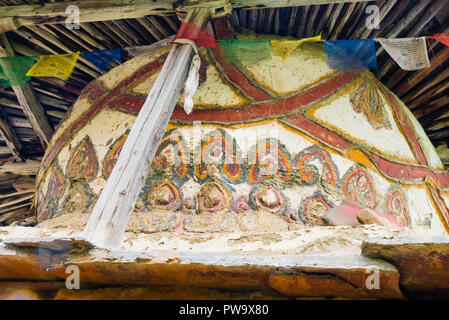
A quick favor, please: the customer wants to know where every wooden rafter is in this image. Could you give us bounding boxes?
[0,34,54,148]
[0,112,24,162]
[0,0,372,33]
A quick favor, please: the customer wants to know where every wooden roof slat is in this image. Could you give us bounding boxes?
[393,46,449,96]
[324,2,344,39]
[296,5,310,38]
[333,2,357,39]
[305,4,320,37]
[286,6,299,36]
[0,112,24,161]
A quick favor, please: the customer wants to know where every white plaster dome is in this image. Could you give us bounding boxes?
[34,40,449,235]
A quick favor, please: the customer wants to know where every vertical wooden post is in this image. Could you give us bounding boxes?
[84,7,210,248]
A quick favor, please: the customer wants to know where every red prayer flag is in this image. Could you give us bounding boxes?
[428,34,449,47]
[174,22,216,48]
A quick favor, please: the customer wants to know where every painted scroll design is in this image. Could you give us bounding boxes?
[350,73,392,130]
[298,191,334,226]
[196,180,231,214]
[249,183,288,215]
[248,138,292,184]
[194,129,244,184]
[294,145,339,191]
[342,166,377,209]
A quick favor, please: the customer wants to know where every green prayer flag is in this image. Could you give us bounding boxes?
[219,40,271,65]
[0,56,37,87]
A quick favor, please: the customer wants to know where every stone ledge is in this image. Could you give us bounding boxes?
[0,239,403,299]
[362,236,449,299]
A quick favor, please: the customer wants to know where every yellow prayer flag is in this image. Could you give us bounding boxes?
[26,52,80,80]
[271,35,323,60]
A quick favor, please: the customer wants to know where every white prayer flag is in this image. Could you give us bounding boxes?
[377,37,430,71]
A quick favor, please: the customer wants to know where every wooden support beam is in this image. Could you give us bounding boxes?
[0,0,178,33]
[0,114,24,162]
[83,7,210,249]
[0,0,372,33]
[0,35,54,148]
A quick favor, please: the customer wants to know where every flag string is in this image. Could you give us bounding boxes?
[0,33,447,87]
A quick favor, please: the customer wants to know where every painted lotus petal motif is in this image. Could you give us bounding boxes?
[196,181,231,214]
[66,136,98,181]
[153,129,189,183]
[146,179,182,211]
[249,184,287,214]
[103,132,128,180]
[194,129,243,183]
[350,73,391,130]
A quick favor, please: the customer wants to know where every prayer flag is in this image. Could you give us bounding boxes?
[26,52,80,80]
[0,56,37,87]
[219,40,271,65]
[377,37,430,71]
[271,34,322,60]
[428,34,449,48]
[81,49,122,73]
[175,22,216,48]
[325,39,377,70]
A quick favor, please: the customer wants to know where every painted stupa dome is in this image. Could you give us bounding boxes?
[34,37,449,235]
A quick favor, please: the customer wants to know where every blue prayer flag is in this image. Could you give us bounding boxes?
[82,49,122,73]
[325,39,377,70]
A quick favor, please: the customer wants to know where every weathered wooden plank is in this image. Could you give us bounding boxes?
[359,0,395,39]
[286,7,299,36]
[0,205,31,223]
[332,2,357,39]
[0,194,33,210]
[325,2,344,39]
[0,159,41,175]
[0,0,178,32]
[0,190,34,201]
[0,0,373,32]
[83,7,210,248]
[0,207,31,224]
[232,0,372,8]
[0,114,24,161]
[0,35,54,148]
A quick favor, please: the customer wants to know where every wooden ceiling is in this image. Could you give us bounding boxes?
[0,0,449,225]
